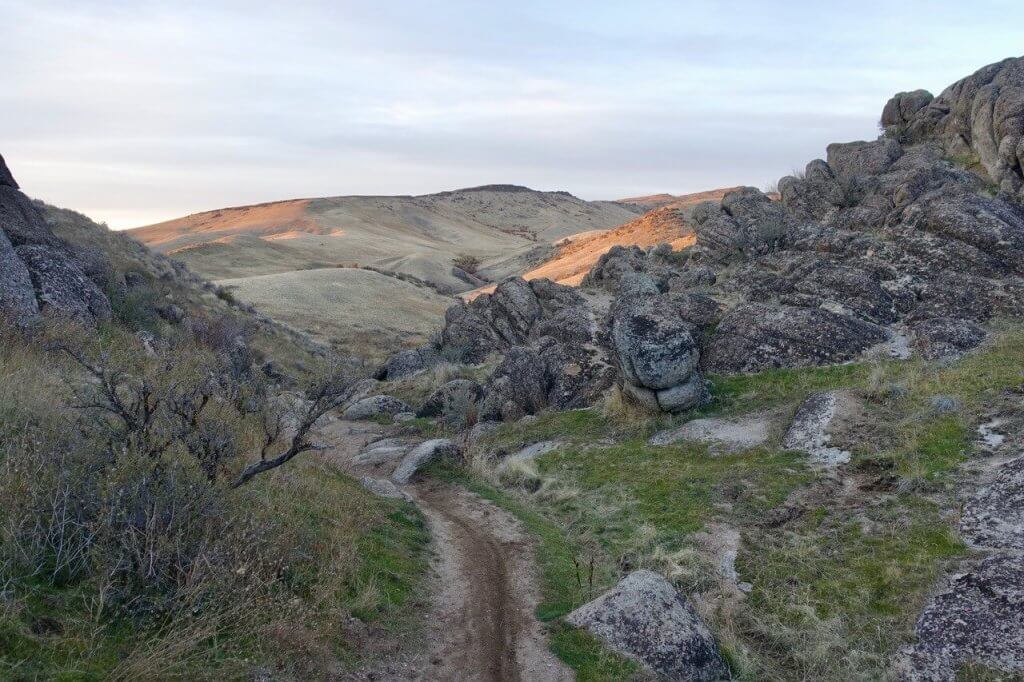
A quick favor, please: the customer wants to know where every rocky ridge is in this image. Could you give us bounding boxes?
[374,59,1024,425]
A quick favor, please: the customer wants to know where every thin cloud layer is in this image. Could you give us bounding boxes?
[2,0,1021,228]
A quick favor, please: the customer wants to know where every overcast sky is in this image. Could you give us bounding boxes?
[2,1,1022,228]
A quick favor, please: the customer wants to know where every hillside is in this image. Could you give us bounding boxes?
[130,186,640,290]
[0,154,432,679]
[615,186,741,212]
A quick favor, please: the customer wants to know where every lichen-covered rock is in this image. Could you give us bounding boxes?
[566,570,728,681]
[0,227,39,323]
[391,438,460,484]
[704,303,887,373]
[910,317,987,359]
[782,391,853,466]
[416,379,483,421]
[960,455,1024,551]
[479,346,549,421]
[891,57,1024,198]
[899,554,1024,680]
[341,395,412,421]
[15,243,112,324]
[610,276,708,412]
[376,346,438,381]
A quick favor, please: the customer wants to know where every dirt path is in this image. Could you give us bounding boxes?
[320,419,573,681]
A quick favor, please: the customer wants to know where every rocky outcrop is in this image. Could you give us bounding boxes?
[566,570,728,681]
[883,57,1024,201]
[0,153,112,325]
[0,228,39,323]
[704,304,886,373]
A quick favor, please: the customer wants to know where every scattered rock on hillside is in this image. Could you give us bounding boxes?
[649,415,770,452]
[782,391,854,466]
[392,438,461,484]
[375,346,438,381]
[360,476,412,502]
[566,570,729,681]
[342,395,412,421]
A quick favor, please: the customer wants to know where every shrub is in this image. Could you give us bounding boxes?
[452,253,481,274]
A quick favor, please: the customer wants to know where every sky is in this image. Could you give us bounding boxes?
[2,1,1022,229]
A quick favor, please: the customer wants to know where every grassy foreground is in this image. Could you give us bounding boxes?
[450,326,1024,680]
[0,455,430,681]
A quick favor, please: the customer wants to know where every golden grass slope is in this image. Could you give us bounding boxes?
[217,266,453,358]
[130,186,639,290]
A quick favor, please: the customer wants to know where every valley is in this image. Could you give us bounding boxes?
[3,50,1024,682]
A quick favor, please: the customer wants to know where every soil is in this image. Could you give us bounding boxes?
[320,419,573,681]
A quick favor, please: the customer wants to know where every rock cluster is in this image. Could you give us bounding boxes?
[0,153,112,325]
[379,58,1024,419]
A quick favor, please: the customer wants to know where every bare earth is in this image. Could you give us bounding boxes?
[320,419,572,682]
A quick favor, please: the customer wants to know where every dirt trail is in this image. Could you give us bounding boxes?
[320,419,573,681]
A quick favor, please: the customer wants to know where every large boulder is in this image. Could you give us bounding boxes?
[479,346,549,421]
[342,395,412,421]
[881,89,935,129]
[704,303,887,373]
[376,346,438,381]
[566,570,728,681]
[392,438,460,484]
[610,276,708,412]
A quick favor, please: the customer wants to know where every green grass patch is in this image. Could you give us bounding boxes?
[735,496,965,680]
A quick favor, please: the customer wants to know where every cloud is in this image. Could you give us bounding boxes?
[1,0,1022,227]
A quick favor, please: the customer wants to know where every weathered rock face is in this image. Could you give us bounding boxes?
[391,438,460,484]
[0,228,39,323]
[910,317,987,359]
[566,570,728,681]
[0,153,112,326]
[479,346,550,421]
[885,57,1024,200]
[341,395,412,421]
[899,554,1024,680]
[375,346,439,381]
[610,275,708,412]
[704,303,887,373]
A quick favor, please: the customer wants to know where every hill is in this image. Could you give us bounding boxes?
[130,186,640,290]
[614,186,741,212]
